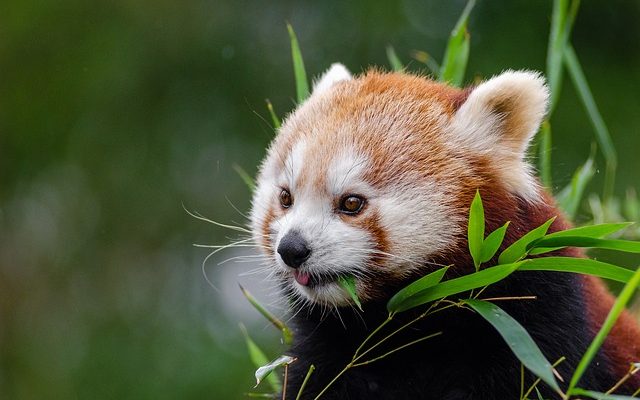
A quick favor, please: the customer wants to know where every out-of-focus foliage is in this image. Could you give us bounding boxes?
[0,1,639,399]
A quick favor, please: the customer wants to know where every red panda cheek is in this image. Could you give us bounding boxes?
[260,205,276,252]
[352,210,389,267]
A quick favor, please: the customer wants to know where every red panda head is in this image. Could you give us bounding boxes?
[251,64,549,308]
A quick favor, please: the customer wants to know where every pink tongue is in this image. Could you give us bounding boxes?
[294,271,310,286]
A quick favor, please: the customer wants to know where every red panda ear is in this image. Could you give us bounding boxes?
[312,63,352,95]
[451,70,549,156]
[449,71,549,199]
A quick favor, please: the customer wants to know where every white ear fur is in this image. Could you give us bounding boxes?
[450,70,550,200]
[312,63,352,95]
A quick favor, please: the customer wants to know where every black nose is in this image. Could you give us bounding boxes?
[277,231,311,268]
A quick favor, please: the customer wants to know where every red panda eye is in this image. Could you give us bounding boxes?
[339,195,365,214]
[279,189,293,208]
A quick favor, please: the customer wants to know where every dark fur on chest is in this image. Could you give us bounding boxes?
[285,269,618,400]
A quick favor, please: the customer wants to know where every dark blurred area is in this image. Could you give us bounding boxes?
[1,0,639,398]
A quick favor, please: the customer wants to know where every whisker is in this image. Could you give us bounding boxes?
[182,203,251,234]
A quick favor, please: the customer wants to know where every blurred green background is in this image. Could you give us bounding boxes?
[1,0,639,398]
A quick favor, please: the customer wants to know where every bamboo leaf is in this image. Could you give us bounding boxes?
[255,354,296,388]
[567,267,640,394]
[240,324,281,392]
[543,222,632,240]
[386,266,449,312]
[564,44,617,202]
[546,0,580,114]
[531,236,640,254]
[498,217,556,265]
[468,190,485,270]
[233,164,256,192]
[386,45,404,72]
[439,0,475,86]
[410,50,440,75]
[518,257,633,283]
[338,275,363,311]
[480,222,510,263]
[286,23,310,103]
[570,388,639,400]
[388,263,521,313]
[265,99,281,129]
[538,120,553,189]
[465,300,560,392]
[240,285,293,345]
[556,153,596,219]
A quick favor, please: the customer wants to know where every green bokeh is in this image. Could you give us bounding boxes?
[1,1,639,399]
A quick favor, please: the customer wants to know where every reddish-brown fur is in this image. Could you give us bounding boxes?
[258,70,640,394]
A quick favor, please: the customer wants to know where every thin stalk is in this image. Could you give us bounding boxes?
[522,357,566,400]
[282,364,289,400]
[605,364,639,395]
[351,332,443,367]
[295,364,315,400]
[353,314,393,358]
[355,302,455,362]
[312,364,350,400]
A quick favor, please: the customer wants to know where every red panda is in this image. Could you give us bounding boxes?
[250,64,640,399]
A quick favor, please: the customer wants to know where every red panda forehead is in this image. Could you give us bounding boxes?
[270,71,480,195]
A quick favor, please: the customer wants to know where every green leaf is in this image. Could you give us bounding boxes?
[498,217,556,265]
[240,285,293,345]
[385,45,404,72]
[410,50,440,75]
[480,222,510,264]
[537,120,553,189]
[543,222,632,240]
[255,354,296,388]
[388,262,521,313]
[439,0,475,86]
[286,23,310,103]
[468,190,485,270]
[567,266,640,394]
[564,44,617,202]
[386,266,449,312]
[265,99,281,129]
[233,164,256,192]
[531,236,640,254]
[338,275,363,311]
[240,324,281,392]
[518,257,633,283]
[556,153,596,219]
[570,388,639,400]
[245,393,277,398]
[465,300,560,392]
[546,0,580,114]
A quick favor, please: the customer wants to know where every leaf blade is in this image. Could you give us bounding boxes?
[438,0,475,86]
[338,275,363,311]
[468,190,485,270]
[518,257,633,283]
[498,217,556,265]
[255,354,296,388]
[464,300,560,392]
[388,263,521,313]
[386,266,449,312]
[240,324,281,392]
[480,222,510,263]
[385,45,404,72]
[286,23,310,103]
[531,236,640,254]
